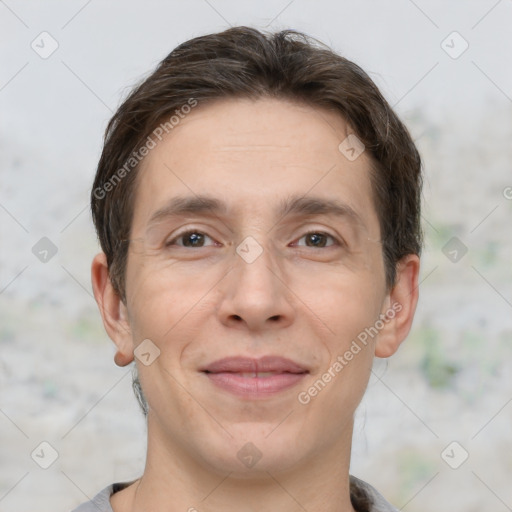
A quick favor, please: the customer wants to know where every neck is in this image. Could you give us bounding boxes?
[112,415,357,512]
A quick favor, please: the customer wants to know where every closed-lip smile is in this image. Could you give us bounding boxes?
[201,356,309,399]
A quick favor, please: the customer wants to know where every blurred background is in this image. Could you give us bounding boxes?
[1,1,511,510]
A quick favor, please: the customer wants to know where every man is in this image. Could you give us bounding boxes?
[74,26,422,512]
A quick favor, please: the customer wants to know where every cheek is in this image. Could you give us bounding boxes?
[290,265,383,409]
[125,258,224,376]
[126,254,206,326]
[291,263,384,334]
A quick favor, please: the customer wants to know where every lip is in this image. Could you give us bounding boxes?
[201,356,309,399]
[201,356,309,374]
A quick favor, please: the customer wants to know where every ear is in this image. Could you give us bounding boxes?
[91,252,134,366]
[375,254,420,358]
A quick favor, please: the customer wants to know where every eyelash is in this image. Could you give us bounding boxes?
[165,229,342,249]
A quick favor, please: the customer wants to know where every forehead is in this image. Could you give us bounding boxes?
[131,97,379,236]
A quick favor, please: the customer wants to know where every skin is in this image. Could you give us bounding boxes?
[91,97,420,512]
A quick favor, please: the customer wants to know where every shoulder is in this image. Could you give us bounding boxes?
[350,475,399,512]
[70,482,133,512]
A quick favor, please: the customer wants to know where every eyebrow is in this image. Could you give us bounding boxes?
[146,194,365,231]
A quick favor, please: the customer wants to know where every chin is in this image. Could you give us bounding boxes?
[199,427,308,477]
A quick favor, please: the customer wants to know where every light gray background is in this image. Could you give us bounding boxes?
[1,1,511,511]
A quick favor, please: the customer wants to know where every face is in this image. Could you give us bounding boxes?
[94,97,418,477]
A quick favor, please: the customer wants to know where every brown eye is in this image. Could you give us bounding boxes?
[166,230,215,248]
[296,231,338,248]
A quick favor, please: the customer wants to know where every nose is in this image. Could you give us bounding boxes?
[216,236,295,332]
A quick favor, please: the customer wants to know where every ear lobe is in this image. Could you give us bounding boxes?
[91,252,134,367]
[375,254,420,358]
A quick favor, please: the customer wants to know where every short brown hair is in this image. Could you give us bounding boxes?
[91,26,422,304]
